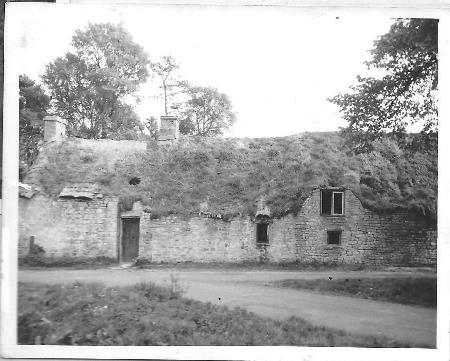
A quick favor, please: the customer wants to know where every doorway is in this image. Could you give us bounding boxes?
[121,217,140,262]
[256,223,269,244]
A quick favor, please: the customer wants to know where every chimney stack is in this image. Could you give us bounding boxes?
[43,116,66,142]
[158,116,179,143]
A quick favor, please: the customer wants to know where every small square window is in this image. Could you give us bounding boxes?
[327,230,341,245]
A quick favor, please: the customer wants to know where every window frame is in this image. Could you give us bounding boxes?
[320,189,345,216]
[331,191,344,215]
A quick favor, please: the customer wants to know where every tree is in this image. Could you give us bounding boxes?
[330,19,438,151]
[107,103,146,140]
[178,85,236,136]
[150,55,184,116]
[43,23,150,139]
[19,75,50,168]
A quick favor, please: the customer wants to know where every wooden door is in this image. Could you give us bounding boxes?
[122,218,140,262]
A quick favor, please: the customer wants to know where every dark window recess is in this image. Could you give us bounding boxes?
[327,230,341,245]
[321,190,332,215]
[256,223,269,244]
[333,192,343,214]
[129,176,141,185]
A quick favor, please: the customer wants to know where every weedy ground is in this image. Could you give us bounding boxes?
[18,281,417,347]
[19,255,117,269]
[270,277,436,308]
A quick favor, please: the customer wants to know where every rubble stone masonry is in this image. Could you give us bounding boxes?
[19,195,119,258]
[18,189,436,266]
[139,213,297,263]
[294,189,436,265]
[137,189,435,265]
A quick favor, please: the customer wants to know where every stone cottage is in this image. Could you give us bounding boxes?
[18,116,437,266]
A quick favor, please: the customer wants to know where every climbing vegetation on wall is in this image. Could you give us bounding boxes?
[31,132,437,221]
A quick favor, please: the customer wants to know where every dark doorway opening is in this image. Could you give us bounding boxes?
[256,223,269,244]
[122,217,140,262]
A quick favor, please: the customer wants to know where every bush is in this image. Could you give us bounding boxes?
[132,257,152,268]
[29,242,45,256]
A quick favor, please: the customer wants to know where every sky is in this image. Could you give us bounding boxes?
[11,3,396,137]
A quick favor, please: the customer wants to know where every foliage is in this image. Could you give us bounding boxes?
[273,277,437,308]
[19,75,50,167]
[330,19,438,152]
[178,85,236,136]
[18,282,410,346]
[104,103,146,140]
[144,116,158,140]
[150,55,185,116]
[42,23,149,139]
[30,133,437,222]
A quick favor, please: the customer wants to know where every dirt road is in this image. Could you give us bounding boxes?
[19,268,436,347]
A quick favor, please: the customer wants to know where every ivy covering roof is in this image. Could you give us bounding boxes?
[24,132,437,221]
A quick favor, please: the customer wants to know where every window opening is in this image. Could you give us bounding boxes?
[327,230,341,245]
[321,190,332,214]
[321,190,344,215]
[256,223,269,244]
[129,176,141,185]
[333,192,343,214]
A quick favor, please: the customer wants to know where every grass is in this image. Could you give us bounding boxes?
[133,260,369,271]
[26,132,437,221]
[18,281,417,347]
[271,277,436,308]
[19,255,117,269]
[17,257,370,271]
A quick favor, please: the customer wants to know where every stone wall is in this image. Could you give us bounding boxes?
[295,189,436,266]
[138,214,297,263]
[18,189,436,266]
[19,194,119,258]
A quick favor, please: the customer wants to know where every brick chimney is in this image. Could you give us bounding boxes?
[43,116,66,142]
[158,116,179,143]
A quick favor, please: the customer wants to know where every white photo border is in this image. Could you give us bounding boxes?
[2,2,449,360]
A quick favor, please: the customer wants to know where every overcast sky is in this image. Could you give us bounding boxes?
[11,3,396,137]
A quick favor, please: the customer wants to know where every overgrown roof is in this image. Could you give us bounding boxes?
[24,132,437,221]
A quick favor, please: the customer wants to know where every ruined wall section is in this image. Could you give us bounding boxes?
[19,195,119,258]
[138,215,297,263]
[295,189,436,266]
